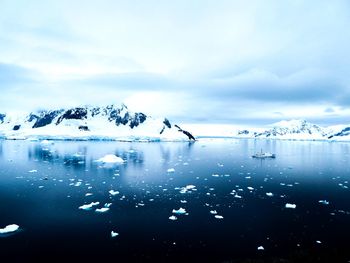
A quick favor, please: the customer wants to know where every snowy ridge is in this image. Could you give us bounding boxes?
[235,119,350,141]
[0,104,195,141]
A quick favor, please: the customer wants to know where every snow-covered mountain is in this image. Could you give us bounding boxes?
[235,119,350,141]
[0,104,195,141]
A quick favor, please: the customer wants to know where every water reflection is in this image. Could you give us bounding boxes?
[26,142,148,172]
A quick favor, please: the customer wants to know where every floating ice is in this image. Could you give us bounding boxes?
[319,200,329,205]
[169,215,177,221]
[96,155,124,164]
[0,224,19,234]
[257,246,264,251]
[79,202,100,210]
[172,208,187,215]
[210,210,217,215]
[179,185,196,194]
[111,231,119,238]
[266,192,274,197]
[28,170,37,173]
[109,190,120,196]
[104,203,112,208]
[95,207,110,213]
[167,168,175,173]
[316,240,322,244]
[212,174,220,177]
[85,193,93,197]
[285,203,296,209]
[40,140,52,145]
[247,187,254,191]
[215,215,224,219]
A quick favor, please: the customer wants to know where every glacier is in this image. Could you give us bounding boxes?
[0,104,196,142]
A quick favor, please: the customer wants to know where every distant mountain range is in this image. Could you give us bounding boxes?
[0,104,195,141]
[235,119,350,141]
[1,107,349,142]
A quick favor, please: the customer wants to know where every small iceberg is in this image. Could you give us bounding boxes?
[210,210,217,215]
[179,185,196,194]
[0,224,20,235]
[28,169,37,173]
[169,215,177,221]
[109,190,120,196]
[111,231,119,238]
[95,207,110,213]
[215,215,224,219]
[79,202,100,210]
[285,203,296,209]
[266,192,274,197]
[257,246,264,251]
[318,200,329,205]
[96,155,124,164]
[167,168,175,173]
[172,208,187,215]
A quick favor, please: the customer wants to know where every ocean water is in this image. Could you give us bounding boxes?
[0,139,349,262]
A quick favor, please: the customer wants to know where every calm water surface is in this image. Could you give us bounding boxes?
[0,139,349,262]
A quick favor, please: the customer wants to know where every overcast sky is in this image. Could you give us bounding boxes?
[0,0,350,126]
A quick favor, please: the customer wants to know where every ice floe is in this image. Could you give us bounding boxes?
[285,203,296,209]
[111,231,119,238]
[172,208,187,215]
[79,202,100,210]
[266,192,274,197]
[167,168,175,173]
[0,224,20,235]
[318,200,329,205]
[179,185,196,194]
[257,246,264,250]
[109,190,120,196]
[210,210,218,215]
[95,207,110,213]
[215,215,224,219]
[169,215,177,221]
[96,154,124,164]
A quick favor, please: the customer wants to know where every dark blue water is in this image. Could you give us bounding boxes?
[0,139,349,262]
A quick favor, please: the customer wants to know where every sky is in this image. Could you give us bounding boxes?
[0,0,350,126]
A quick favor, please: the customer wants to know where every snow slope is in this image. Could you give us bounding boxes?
[0,104,195,141]
[234,119,350,141]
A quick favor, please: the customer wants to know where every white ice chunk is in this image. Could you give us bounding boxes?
[167,168,175,173]
[0,224,19,234]
[318,200,329,205]
[266,192,274,197]
[257,246,264,250]
[79,202,100,210]
[210,210,218,215]
[172,208,187,215]
[109,190,120,196]
[111,231,119,238]
[285,203,296,209]
[28,170,37,173]
[95,207,110,213]
[169,215,177,221]
[215,215,224,219]
[96,154,124,164]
